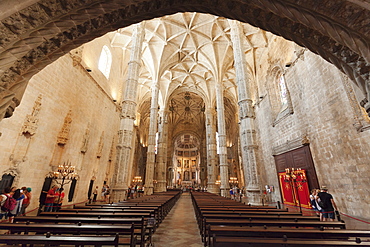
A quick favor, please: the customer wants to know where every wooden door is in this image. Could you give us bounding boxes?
[274,145,319,208]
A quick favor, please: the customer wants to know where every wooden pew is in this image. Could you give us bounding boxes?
[60,208,160,224]
[202,218,346,245]
[14,216,148,247]
[200,210,302,215]
[208,225,370,246]
[40,211,152,218]
[211,236,370,247]
[0,223,136,247]
[0,235,119,247]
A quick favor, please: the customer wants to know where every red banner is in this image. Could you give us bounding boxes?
[278,169,311,209]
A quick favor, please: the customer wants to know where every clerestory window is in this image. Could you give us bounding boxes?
[98,45,112,79]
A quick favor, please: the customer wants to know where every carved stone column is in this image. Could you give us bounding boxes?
[205,108,218,194]
[215,83,229,197]
[112,23,145,202]
[155,109,168,192]
[229,20,262,205]
[144,83,159,195]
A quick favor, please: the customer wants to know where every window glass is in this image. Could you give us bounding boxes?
[98,45,112,79]
[278,75,288,106]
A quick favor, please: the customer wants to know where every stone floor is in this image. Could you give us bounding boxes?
[152,192,203,247]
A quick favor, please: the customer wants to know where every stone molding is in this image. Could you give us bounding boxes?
[272,135,310,156]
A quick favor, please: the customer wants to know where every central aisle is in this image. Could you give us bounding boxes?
[152,192,203,247]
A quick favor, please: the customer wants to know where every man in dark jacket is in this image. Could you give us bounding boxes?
[318,186,338,221]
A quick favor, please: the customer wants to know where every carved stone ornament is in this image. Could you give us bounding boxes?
[57,110,72,145]
[21,94,42,136]
[97,131,104,158]
[81,124,90,153]
[109,138,115,161]
[272,135,310,156]
[69,46,84,67]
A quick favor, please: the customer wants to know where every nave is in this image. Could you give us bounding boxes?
[152,192,203,247]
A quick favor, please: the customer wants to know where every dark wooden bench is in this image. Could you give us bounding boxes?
[200,210,302,215]
[202,214,318,221]
[40,211,152,218]
[202,219,347,246]
[208,225,370,246]
[60,208,160,224]
[0,235,119,247]
[14,216,149,247]
[0,222,136,247]
[211,236,370,247]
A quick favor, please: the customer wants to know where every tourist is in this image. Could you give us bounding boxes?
[44,185,58,212]
[20,187,32,215]
[101,184,107,200]
[105,185,110,203]
[318,186,338,222]
[92,186,98,202]
[53,188,65,212]
[9,189,22,222]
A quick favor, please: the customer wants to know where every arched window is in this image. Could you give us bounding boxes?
[267,66,294,126]
[278,74,288,107]
[98,45,112,79]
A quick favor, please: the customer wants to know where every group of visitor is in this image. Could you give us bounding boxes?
[44,185,65,212]
[310,186,338,221]
[127,185,144,200]
[0,186,32,222]
[229,187,243,202]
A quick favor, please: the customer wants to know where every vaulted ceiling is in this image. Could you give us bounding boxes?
[109,13,264,146]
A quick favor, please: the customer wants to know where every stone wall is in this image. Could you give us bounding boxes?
[255,38,370,219]
[0,52,121,211]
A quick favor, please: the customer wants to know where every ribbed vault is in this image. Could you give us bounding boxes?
[0,0,369,119]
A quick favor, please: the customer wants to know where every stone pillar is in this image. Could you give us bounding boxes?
[112,23,145,202]
[205,108,219,194]
[215,83,229,197]
[229,20,262,205]
[155,109,168,192]
[144,83,159,195]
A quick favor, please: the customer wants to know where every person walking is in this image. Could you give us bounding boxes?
[318,186,338,222]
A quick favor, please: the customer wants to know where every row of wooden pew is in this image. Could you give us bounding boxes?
[0,190,181,246]
[191,192,370,247]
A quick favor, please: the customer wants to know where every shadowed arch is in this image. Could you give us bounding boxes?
[0,0,369,119]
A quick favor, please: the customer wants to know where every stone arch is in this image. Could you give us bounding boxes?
[1,167,21,188]
[0,0,369,119]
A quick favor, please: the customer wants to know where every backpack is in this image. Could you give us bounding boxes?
[1,194,17,212]
[317,195,328,209]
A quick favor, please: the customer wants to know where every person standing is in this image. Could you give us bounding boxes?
[44,185,58,212]
[92,186,98,202]
[9,189,22,222]
[101,185,107,201]
[53,188,65,212]
[20,187,32,216]
[318,186,338,222]
[105,186,110,203]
